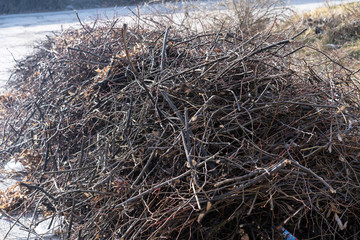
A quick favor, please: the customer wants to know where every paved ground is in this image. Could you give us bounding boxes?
[0,0,146,15]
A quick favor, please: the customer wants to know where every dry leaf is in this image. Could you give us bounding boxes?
[336,106,345,114]
[339,155,346,162]
[206,201,212,212]
[197,213,205,223]
[330,202,340,214]
[334,213,348,230]
[337,133,343,142]
[241,234,250,240]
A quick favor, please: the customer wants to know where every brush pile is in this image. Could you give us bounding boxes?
[1,8,360,240]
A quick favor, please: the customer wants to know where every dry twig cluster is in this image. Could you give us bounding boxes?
[1,7,360,240]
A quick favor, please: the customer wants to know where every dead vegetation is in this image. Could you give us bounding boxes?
[0,1,360,239]
[281,1,360,69]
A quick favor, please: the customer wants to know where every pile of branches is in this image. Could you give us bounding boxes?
[1,11,360,240]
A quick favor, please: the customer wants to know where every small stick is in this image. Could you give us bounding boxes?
[214,171,258,188]
[161,90,185,125]
[42,166,94,174]
[283,205,305,225]
[74,9,92,36]
[191,180,201,210]
[211,159,291,201]
[305,44,353,73]
[122,24,139,77]
[123,94,134,137]
[181,130,200,186]
[67,198,75,239]
[189,95,216,123]
[289,159,336,193]
[20,182,56,201]
[247,188,259,215]
[160,27,171,72]
[115,155,217,207]
[68,47,106,60]
[131,149,156,188]
[78,137,85,167]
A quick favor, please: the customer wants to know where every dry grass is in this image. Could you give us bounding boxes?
[281,2,360,63]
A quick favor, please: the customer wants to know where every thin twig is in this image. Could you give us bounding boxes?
[160,26,171,72]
